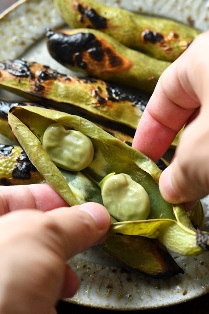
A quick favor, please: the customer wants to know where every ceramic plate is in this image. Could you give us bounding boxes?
[1,0,209,310]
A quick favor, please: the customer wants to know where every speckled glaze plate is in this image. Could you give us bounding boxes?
[1,0,209,310]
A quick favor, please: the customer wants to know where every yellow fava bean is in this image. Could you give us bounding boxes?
[42,123,94,171]
[101,173,150,221]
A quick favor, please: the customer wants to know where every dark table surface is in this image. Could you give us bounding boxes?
[1,1,209,313]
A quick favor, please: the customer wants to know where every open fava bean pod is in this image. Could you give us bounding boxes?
[8,105,209,278]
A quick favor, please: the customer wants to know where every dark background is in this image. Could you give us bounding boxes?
[1,1,209,313]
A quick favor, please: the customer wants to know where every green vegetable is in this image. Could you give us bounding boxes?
[8,105,209,259]
[8,106,165,209]
[0,60,148,130]
[54,0,201,62]
[101,234,183,278]
[46,28,170,93]
[7,105,184,278]
[0,61,180,149]
[100,173,150,221]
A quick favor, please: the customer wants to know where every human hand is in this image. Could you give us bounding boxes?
[133,31,209,204]
[0,184,110,314]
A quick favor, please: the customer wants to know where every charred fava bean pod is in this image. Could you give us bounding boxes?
[46,28,170,93]
[8,106,209,262]
[101,235,183,278]
[54,0,201,62]
[0,144,44,185]
[0,59,149,130]
[100,173,150,221]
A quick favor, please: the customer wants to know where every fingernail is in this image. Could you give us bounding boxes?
[159,165,181,203]
[80,202,110,230]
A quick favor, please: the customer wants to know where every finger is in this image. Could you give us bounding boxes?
[159,113,209,203]
[0,204,110,310]
[159,161,209,204]
[45,202,110,259]
[132,32,209,161]
[0,184,68,215]
[133,60,198,161]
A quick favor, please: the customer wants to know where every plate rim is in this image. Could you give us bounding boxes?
[1,0,209,310]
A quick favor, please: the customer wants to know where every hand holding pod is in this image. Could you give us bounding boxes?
[7,105,183,278]
[8,106,209,260]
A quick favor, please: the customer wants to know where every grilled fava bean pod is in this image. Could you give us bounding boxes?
[0,59,149,130]
[0,61,179,148]
[0,144,44,185]
[54,0,201,62]
[46,28,170,92]
[8,106,209,259]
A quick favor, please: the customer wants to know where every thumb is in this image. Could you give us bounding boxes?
[159,112,209,204]
[159,157,209,204]
[46,202,111,259]
[159,162,182,203]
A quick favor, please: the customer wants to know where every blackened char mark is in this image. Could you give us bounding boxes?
[35,64,61,93]
[88,45,103,62]
[34,81,45,93]
[93,89,106,104]
[0,145,13,156]
[142,30,164,44]
[105,47,123,67]
[12,150,36,180]
[77,3,107,29]
[46,29,104,67]
[0,59,35,78]
[46,30,131,74]
[106,83,149,112]
[0,101,22,118]
[75,52,87,69]
[37,67,60,82]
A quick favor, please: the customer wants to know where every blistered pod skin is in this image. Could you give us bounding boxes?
[101,173,150,221]
[42,123,94,171]
[46,28,170,93]
[54,0,201,62]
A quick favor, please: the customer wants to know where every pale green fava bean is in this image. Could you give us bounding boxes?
[101,173,150,221]
[42,123,94,171]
